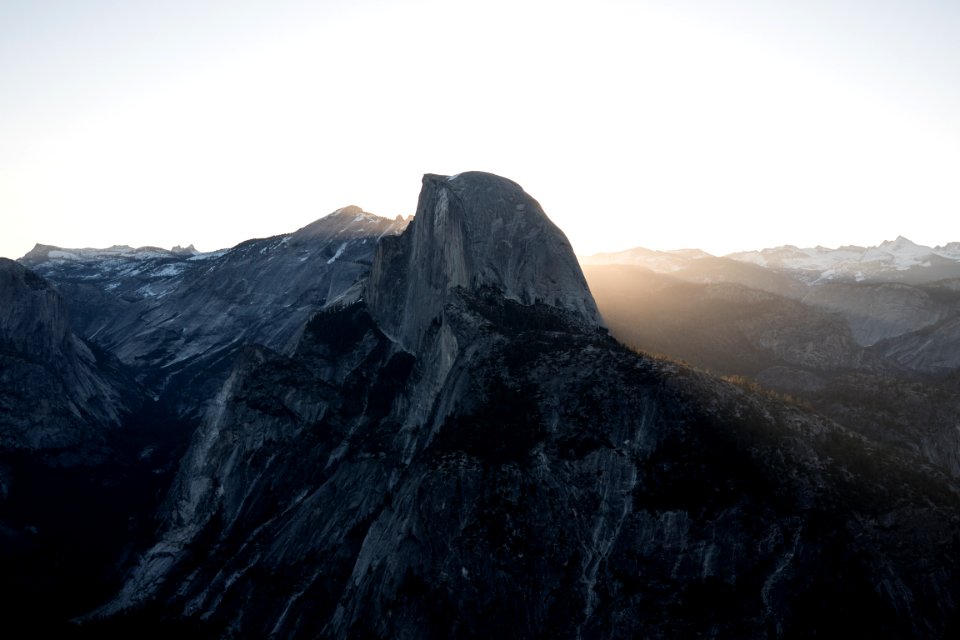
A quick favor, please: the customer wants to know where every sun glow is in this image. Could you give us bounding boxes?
[1,0,958,259]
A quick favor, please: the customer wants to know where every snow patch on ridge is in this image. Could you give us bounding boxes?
[327,242,348,264]
[728,236,960,282]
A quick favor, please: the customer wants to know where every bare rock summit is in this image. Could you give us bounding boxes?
[368,171,602,351]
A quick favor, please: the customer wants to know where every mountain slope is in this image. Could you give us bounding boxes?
[0,259,187,630]
[581,263,871,378]
[582,262,960,478]
[580,249,808,299]
[22,208,408,416]
[369,172,601,352]
[0,258,137,451]
[801,281,953,346]
[88,173,960,638]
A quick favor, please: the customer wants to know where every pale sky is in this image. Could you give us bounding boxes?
[2,0,958,259]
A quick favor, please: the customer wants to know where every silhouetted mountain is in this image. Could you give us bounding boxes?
[74,174,960,638]
[582,254,960,479]
[4,176,960,637]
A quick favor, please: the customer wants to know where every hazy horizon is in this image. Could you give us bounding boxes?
[3,0,958,259]
[12,199,959,261]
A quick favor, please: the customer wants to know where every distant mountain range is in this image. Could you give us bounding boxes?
[580,235,960,482]
[582,236,960,285]
[19,207,409,417]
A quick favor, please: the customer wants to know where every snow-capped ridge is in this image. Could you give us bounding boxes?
[726,237,960,283]
[289,206,410,247]
[21,243,192,264]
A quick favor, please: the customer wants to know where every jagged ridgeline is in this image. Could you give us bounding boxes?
[3,173,960,638]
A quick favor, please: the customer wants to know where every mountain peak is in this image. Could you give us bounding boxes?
[330,205,367,217]
[881,235,918,248]
[20,243,59,264]
[720,236,960,284]
[368,171,601,350]
[289,206,409,246]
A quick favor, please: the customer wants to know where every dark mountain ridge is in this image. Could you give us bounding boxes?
[72,173,960,638]
[0,259,189,630]
[584,248,960,476]
[2,174,959,637]
[0,258,138,452]
[21,207,408,418]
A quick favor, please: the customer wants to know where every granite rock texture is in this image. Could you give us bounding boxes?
[0,258,136,451]
[22,208,408,417]
[93,174,960,639]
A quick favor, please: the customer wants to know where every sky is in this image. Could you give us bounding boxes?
[1,0,958,259]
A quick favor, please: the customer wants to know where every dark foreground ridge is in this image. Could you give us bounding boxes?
[3,173,960,638]
[83,172,960,638]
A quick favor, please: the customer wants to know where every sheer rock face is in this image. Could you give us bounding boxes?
[95,175,960,639]
[0,259,133,450]
[0,258,71,361]
[368,172,601,353]
[101,301,960,640]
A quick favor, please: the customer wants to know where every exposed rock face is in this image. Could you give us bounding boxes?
[0,261,164,629]
[0,259,135,451]
[93,174,960,638]
[368,172,601,352]
[877,313,960,374]
[802,281,950,346]
[22,208,408,416]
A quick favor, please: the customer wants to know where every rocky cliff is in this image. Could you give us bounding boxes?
[0,259,171,630]
[88,173,960,638]
[0,258,136,451]
[368,172,601,352]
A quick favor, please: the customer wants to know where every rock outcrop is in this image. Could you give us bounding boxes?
[0,259,135,451]
[90,173,960,639]
[368,172,601,352]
